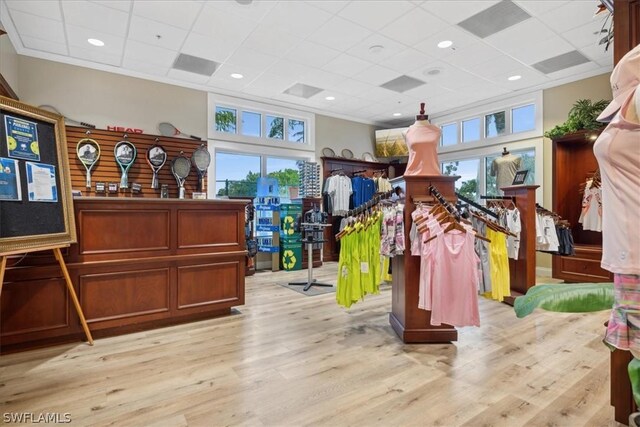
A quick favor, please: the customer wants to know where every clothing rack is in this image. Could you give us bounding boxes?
[345,189,394,217]
[480,195,516,202]
[429,185,459,221]
[351,169,367,176]
[456,192,499,219]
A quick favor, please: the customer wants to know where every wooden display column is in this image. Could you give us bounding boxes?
[501,185,539,306]
[389,174,458,344]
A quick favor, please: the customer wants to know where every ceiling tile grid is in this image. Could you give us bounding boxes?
[1,0,614,126]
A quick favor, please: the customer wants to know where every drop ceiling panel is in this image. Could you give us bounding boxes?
[124,40,178,68]
[62,1,129,37]
[338,1,416,31]
[302,69,345,89]
[580,44,613,65]
[128,15,188,51]
[545,60,601,80]
[240,25,301,58]
[225,48,279,70]
[413,26,480,58]
[538,1,601,32]
[122,57,170,77]
[286,40,341,68]
[21,35,68,56]
[244,71,296,93]
[484,18,556,53]
[321,53,373,77]
[424,1,500,24]
[8,10,67,44]
[192,4,259,41]
[353,65,399,86]
[5,0,62,20]
[90,1,132,13]
[167,68,211,84]
[306,16,372,51]
[305,1,348,14]
[132,0,202,30]
[472,55,528,78]
[379,7,449,45]
[510,36,575,65]
[69,45,121,66]
[208,0,277,22]
[66,25,125,56]
[266,60,316,81]
[346,33,407,64]
[443,42,503,71]
[181,32,238,63]
[260,2,332,39]
[514,0,569,16]
[562,19,611,49]
[207,64,255,90]
[327,78,377,97]
[384,48,436,75]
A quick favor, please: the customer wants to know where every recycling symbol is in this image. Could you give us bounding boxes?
[282,249,297,269]
[283,215,295,235]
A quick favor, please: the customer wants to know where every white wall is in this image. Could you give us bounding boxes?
[0,34,19,96]
[315,114,378,160]
[17,56,207,139]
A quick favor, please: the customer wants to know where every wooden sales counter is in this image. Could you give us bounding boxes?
[1,197,248,352]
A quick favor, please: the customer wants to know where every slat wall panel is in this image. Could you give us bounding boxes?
[66,126,205,199]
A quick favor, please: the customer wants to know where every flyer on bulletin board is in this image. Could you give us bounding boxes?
[5,115,40,162]
[0,157,22,201]
[26,161,57,203]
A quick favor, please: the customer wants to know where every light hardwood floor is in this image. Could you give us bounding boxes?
[0,263,621,426]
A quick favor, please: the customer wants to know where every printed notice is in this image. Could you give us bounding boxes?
[5,115,40,161]
[0,157,22,201]
[26,162,58,202]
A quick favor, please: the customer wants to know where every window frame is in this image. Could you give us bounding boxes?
[511,103,537,134]
[440,122,458,147]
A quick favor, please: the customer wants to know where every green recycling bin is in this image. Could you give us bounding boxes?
[280,241,302,271]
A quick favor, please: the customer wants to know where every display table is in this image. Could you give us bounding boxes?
[1,197,248,352]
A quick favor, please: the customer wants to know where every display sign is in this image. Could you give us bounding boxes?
[5,115,40,161]
[512,170,530,185]
[0,157,21,201]
[25,162,58,202]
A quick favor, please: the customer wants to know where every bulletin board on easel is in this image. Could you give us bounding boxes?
[0,95,76,255]
[0,96,92,345]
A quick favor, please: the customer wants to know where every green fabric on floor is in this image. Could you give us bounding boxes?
[514,283,614,318]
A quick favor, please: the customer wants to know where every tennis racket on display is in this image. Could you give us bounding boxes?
[158,122,202,141]
[76,134,101,188]
[191,143,211,192]
[38,104,96,128]
[114,137,137,189]
[146,138,167,189]
[171,151,191,199]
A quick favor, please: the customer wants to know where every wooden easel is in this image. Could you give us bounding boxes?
[0,246,94,345]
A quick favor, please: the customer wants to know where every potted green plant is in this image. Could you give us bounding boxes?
[544,99,610,139]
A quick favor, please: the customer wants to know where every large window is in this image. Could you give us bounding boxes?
[266,115,284,140]
[485,111,506,138]
[512,104,535,133]
[215,106,237,133]
[242,111,261,137]
[288,119,305,143]
[462,118,481,142]
[441,158,480,200]
[215,152,260,197]
[440,123,457,146]
[266,157,300,199]
[485,149,535,196]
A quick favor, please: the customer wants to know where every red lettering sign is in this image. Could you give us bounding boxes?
[107,126,144,134]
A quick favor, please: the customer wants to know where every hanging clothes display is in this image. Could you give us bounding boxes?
[335,210,383,308]
[535,205,575,255]
[374,175,392,193]
[351,175,375,207]
[409,203,483,327]
[578,177,602,232]
[324,173,352,216]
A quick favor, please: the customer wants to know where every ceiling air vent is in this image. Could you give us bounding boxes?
[172,53,219,76]
[283,83,324,98]
[532,50,591,74]
[380,75,425,93]
[457,0,531,39]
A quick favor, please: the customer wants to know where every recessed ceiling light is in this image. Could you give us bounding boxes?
[325,96,335,101]
[230,73,244,79]
[392,113,402,117]
[87,38,104,47]
[369,44,384,54]
[508,75,522,81]
[437,40,453,49]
